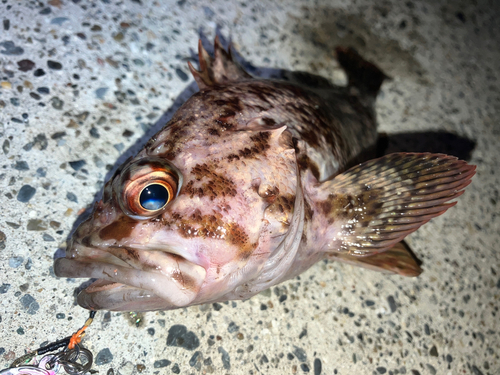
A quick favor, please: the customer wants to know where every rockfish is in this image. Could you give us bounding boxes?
[54,38,475,311]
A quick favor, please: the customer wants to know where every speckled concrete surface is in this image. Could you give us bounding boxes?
[0,1,499,374]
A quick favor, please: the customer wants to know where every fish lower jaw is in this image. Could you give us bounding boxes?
[54,254,207,312]
[77,280,181,312]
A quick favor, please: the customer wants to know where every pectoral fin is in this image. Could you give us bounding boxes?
[328,241,423,277]
[317,153,475,256]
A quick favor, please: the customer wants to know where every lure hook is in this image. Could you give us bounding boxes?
[2,311,97,375]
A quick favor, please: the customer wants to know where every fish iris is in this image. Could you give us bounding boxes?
[140,184,169,211]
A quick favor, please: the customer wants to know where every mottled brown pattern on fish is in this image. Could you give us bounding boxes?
[237,131,271,159]
[99,216,138,241]
[242,83,279,104]
[275,194,295,213]
[141,262,161,272]
[259,185,279,203]
[261,117,276,126]
[303,199,314,222]
[318,195,345,225]
[214,118,235,132]
[218,203,232,213]
[123,246,140,261]
[301,232,308,247]
[226,153,240,162]
[156,122,189,160]
[266,194,295,226]
[171,267,197,290]
[318,199,333,217]
[158,70,376,177]
[158,77,371,172]
[197,82,277,121]
[105,246,159,271]
[168,254,198,290]
[211,96,243,113]
[227,223,256,260]
[285,103,322,148]
[174,209,255,260]
[297,154,320,181]
[208,127,220,136]
[318,191,382,226]
[183,162,238,200]
[194,92,244,132]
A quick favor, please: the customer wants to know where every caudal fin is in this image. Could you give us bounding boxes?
[335,47,388,96]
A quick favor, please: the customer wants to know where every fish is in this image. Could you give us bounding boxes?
[54,38,476,312]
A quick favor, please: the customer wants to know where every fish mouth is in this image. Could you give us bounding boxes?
[54,242,206,312]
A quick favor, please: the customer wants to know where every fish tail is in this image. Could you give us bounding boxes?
[335,47,389,96]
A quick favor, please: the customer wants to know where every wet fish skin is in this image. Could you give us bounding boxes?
[54,38,475,311]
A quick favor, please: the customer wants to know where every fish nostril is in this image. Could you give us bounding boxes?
[81,235,92,247]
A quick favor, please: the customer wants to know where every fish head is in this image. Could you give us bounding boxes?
[55,116,301,311]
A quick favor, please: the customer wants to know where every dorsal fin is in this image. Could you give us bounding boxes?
[187,36,252,90]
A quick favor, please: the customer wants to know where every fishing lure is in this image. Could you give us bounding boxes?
[1,312,96,375]
[0,354,59,375]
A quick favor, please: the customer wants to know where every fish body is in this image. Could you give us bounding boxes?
[55,39,475,311]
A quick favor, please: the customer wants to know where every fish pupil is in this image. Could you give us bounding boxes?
[140,184,169,210]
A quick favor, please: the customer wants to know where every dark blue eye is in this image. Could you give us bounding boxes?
[139,184,170,211]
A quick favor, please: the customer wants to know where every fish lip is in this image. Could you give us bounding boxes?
[76,281,179,312]
[55,241,207,311]
[68,235,194,266]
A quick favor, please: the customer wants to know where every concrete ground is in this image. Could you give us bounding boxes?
[0,0,498,374]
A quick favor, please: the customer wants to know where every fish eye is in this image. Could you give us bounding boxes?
[116,158,182,219]
[140,183,170,211]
